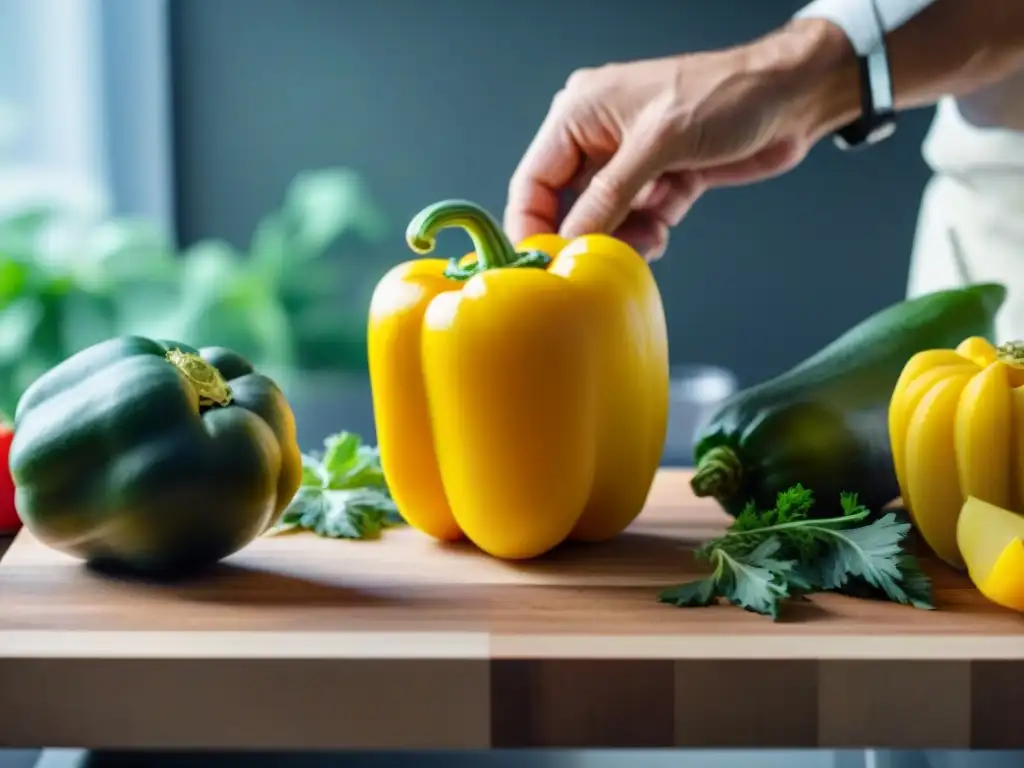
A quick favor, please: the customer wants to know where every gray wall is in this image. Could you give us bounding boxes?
[169,0,935,388]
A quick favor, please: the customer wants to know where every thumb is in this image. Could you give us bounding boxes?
[559,135,663,239]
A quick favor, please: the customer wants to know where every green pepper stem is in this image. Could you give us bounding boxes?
[406,199,520,270]
[996,341,1024,366]
[996,341,1024,386]
[165,349,233,409]
[690,445,743,499]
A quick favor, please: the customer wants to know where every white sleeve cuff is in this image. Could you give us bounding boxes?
[794,0,938,55]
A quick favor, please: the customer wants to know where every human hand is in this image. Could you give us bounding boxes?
[504,19,857,261]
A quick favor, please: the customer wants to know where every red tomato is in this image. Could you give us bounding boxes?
[0,424,18,533]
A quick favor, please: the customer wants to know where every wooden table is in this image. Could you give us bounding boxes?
[0,469,1022,751]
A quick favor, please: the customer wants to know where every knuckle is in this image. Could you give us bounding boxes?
[549,87,573,114]
[564,66,597,93]
[545,87,584,125]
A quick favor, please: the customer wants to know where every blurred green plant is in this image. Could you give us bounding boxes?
[0,167,389,416]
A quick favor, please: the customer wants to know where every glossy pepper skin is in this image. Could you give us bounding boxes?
[368,199,669,560]
[889,335,1024,569]
[9,336,303,576]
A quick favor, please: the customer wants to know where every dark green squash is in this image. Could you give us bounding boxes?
[690,283,1008,518]
[9,336,303,576]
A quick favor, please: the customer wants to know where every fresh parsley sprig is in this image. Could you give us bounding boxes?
[659,484,934,619]
[266,431,404,540]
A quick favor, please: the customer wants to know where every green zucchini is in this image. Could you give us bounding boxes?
[690,282,1007,518]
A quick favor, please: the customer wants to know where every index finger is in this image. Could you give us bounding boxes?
[504,97,583,243]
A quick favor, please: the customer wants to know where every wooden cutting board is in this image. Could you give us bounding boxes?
[0,469,1022,751]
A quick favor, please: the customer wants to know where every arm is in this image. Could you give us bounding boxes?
[754,0,1024,142]
[503,0,1024,249]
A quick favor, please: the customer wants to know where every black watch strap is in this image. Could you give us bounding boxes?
[833,3,897,150]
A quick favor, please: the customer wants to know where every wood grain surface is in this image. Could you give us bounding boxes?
[1,469,1022,750]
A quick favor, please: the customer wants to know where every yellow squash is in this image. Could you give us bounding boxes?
[889,337,1024,571]
[367,199,669,559]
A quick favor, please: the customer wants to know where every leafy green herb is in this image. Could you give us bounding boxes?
[659,484,934,619]
[266,431,403,540]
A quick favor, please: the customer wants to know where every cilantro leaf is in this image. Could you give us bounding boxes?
[658,577,718,608]
[802,512,907,594]
[265,431,403,539]
[321,431,388,490]
[662,484,935,619]
[717,539,796,619]
[893,555,936,610]
[274,487,400,539]
[731,484,815,531]
[659,537,799,619]
[833,553,936,610]
[321,432,361,475]
[300,454,325,486]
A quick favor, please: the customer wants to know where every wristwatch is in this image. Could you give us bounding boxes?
[795,0,937,150]
[833,31,896,150]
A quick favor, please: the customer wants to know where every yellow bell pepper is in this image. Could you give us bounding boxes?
[957,496,1024,612]
[367,199,669,559]
[888,336,1024,570]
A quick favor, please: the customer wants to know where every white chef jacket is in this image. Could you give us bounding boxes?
[799,0,1024,343]
[908,82,1024,342]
